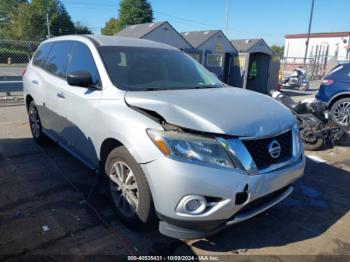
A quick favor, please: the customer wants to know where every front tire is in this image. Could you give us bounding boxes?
[28,101,50,146]
[301,128,324,150]
[299,82,309,91]
[105,146,156,226]
[331,98,350,127]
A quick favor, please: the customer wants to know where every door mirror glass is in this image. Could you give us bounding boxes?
[67,71,94,88]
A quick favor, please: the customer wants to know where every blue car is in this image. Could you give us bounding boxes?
[316,62,350,127]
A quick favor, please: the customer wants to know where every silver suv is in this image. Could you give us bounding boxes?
[23,35,305,239]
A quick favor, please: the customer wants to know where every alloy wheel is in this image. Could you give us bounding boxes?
[109,161,139,217]
[29,106,41,139]
[333,101,350,126]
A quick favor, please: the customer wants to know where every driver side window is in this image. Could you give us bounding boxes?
[67,42,100,87]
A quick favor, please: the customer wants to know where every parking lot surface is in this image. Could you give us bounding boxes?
[1,83,350,260]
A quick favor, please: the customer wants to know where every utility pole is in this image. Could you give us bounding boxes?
[225,0,229,35]
[304,0,315,66]
[46,11,51,38]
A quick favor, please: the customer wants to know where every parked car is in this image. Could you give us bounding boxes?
[316,62,350,127]
[23,35,305,240]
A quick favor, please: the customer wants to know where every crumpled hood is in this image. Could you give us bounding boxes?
[125,87,296,137]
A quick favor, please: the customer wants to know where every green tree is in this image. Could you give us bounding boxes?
[50,1,75,36]
[0,2,33,40]
[75,22,92,34]
[101,17,119,35]
[0,0,26,27]
[0,0,27,13]
[271,45,284,58]
[117,0,153,31]
[30,0,75,39]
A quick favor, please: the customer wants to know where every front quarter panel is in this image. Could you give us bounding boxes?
[95,98,164,164]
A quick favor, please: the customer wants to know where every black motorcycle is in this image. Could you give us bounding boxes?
[271,91,347,150]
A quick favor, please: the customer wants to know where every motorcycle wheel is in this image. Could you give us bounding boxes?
[303,137,324,150]
[301,129,324,150]
[299,82,309,91]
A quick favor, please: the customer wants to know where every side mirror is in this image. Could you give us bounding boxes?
[67,71,94,88]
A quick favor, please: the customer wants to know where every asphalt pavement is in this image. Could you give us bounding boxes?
[0,79,350,260]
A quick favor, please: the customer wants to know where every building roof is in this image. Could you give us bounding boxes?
[180,30,221,48]
[90,35,178,50]
[231,39,262,52]
[116,21,166,38]
[285,32,350,39]
[231,38,273,55]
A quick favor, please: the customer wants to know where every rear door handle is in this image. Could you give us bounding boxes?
[32,80,39,85]
[57,91,65,99]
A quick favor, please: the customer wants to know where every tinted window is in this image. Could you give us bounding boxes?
[33,43,52,67]
[67,42,100,86]
[100,46,222,91]
[43,42,73,78]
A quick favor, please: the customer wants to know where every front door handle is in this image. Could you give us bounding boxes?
[57,91,65,99]
[32,80,39,85]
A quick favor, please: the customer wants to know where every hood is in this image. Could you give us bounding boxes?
[125,87,296,137]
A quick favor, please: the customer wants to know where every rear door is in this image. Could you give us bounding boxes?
[40,41,74,140]
[57,41,102,168]
[25,42,53,128]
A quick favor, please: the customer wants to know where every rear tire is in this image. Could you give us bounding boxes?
[28,101,50,146]
[330,98,350,127]
[105,146,156,227]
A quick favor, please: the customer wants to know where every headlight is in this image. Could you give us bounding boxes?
[147,129,234,168]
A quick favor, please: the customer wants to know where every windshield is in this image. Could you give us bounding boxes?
[99,46,223,91]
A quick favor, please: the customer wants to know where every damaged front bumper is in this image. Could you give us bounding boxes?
[159,186,293,240]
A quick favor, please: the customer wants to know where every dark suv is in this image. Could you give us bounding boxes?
[316,62,350,126]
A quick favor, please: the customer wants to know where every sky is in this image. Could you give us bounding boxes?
[61,0,350,46]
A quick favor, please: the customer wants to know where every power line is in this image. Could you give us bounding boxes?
[155,10,283,38]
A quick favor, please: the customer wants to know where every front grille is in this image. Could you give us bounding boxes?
[242,130,292,170]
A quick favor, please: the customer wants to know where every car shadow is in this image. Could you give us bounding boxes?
[1,137,349,255]
[0,137,196,257]
[190,157,350,252]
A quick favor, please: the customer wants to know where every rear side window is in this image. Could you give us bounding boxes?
[32,43,52,67]
[43,42,73,78]
[67,42,100,86]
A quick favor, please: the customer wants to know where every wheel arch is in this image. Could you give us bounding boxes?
[329,93,350,108]
[25,95,34,112]
[99,138,123,172]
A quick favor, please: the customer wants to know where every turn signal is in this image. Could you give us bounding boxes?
[153,136,170,156]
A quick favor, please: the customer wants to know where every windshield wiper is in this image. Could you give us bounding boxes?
[193,84,222,89]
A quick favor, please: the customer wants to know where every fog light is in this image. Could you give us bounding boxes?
[177,195,207,215]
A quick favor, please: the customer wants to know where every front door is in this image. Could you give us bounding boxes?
[230,53,249,88]
[222,53,232,84]
[57,41,102,168]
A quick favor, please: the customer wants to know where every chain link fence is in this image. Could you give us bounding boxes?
[281,55,348,80]
[0,39,40,65]
[0,39,40,106]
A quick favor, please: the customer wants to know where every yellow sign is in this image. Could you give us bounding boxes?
[215,43,223,53]
[234,55,246,68]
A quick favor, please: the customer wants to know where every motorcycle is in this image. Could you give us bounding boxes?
[271,91,348,150]
[282,66,309,91]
